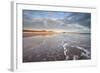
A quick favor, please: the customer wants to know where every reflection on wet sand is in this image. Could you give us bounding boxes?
[23,32,91,62]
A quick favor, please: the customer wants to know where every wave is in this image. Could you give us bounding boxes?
[62,43,90,60]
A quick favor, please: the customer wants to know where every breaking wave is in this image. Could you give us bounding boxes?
[62,43,90,60]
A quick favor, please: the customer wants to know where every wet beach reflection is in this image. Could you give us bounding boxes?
[23,33,91,62]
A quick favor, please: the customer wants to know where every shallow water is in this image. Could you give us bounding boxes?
[23,33,91,62]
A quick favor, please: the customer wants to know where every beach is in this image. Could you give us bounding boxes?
[23,32,91,62]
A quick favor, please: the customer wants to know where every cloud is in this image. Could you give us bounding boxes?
[23,10,91,33]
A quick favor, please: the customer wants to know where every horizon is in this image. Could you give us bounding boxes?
[23,29,91,33]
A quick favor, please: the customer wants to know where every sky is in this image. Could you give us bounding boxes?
[23,10,91,33]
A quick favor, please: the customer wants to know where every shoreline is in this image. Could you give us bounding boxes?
[23,31,57,37]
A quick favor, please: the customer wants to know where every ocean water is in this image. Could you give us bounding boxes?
[23,33,91,62]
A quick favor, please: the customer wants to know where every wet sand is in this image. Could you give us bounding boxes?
[23,32,91,62]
